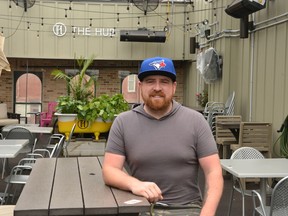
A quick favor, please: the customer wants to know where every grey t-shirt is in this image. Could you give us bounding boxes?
[105,101,218,205]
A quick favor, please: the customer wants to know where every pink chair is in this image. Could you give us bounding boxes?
[39,102,57,127]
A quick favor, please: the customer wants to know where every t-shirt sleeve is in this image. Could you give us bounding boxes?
[105,116,126,156]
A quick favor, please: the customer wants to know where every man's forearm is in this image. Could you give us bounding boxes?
[102,166,140,192]
[200,171,224,216]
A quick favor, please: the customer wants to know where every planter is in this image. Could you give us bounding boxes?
[55,113,112,141]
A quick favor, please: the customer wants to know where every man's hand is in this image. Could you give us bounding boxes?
[131,181,163,203]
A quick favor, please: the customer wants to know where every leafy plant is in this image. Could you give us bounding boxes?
[273,115,288,158]
[196,89,208,107]
[77,94,130,122]
[51,56,96,101]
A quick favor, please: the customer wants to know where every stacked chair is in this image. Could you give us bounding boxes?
[204,91,235,136]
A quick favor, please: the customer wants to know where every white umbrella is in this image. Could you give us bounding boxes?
[0,34,11,76]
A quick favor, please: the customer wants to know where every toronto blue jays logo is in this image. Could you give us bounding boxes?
[149,60,166,70]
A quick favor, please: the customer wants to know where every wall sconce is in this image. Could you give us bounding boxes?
[195,19,211,39]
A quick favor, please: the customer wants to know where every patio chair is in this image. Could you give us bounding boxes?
[252,175,288,216]
[228,147,266,216]
[230,122,272,158]
[204,91,235,135]
[203,91,235,120]
[4,126,37,154]
[39,101,57,127]
[63,123,76,157]
[18,134,65,168]
[0,164,32,205]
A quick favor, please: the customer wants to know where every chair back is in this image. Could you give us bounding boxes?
[63,123,76,157]
[46,101,57,119]
[238,122,272,157]
[224,91,235,115]
[50,134,65,158]
[231,147,264,159]
[270,176,288,215]
[5,126,36,153]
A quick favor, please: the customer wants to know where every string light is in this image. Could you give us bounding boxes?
[0,1,222,38]
[166,13,169,24]
[37,30,39,38]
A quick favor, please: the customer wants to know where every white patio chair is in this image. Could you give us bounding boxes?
[228,147,266,216]
[63,123,76,157]
[252,175,288,216]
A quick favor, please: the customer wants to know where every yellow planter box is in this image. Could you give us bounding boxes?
[55,113,112,140]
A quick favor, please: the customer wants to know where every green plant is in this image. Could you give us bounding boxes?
[51,56,96,101]
[273,115,288,158]
[51,56,130,122]
[77,93,130,122]
[196,89,208,107]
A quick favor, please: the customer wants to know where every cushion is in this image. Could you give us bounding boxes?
[0,103,8,119]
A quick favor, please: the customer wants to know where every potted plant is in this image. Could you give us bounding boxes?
[51,56,129,140]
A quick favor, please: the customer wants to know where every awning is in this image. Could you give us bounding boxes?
[0,34,11,76]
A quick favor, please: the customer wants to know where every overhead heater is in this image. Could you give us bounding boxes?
[120,29,166,43]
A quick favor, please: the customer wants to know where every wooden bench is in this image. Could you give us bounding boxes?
[14,157,150,216]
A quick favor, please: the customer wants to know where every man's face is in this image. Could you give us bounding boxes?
[139,75,177,111]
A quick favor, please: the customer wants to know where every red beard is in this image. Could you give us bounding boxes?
[144,92,172,111]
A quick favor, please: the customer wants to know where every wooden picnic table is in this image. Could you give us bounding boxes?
[14,157,151,216]
[215,121,241,142]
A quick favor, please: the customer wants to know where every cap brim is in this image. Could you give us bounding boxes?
[138,71,176,82]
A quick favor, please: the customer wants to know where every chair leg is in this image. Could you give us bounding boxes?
[1,182,10,205]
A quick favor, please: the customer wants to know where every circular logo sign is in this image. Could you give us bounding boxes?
[53,22,67,37]
[77,120,89,129]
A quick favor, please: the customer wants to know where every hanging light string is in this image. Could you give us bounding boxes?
[0,1,224,37]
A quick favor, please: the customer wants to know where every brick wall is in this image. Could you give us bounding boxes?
[0,58,184,112]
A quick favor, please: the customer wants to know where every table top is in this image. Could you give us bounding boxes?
[216,121,241,129]
[0,139,29,146]
[0,139,29,158]
[14,157,150,216]
[2,124,53,134]
[221,158,288,178]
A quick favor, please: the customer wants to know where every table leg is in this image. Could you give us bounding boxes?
[259,178,267,206]
[1,158,7,179]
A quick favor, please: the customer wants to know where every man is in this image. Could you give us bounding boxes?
[102,56,223,216]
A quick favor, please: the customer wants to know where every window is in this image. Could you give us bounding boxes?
[128,74,136,92]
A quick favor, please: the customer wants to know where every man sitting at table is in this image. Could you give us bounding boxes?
[102,57,223,216]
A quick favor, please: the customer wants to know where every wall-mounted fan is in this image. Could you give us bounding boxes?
[13,0,36,12]
[197,47,222,84]
[132,0,160,15]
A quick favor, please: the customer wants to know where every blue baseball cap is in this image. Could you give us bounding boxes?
[138,57,176,82]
